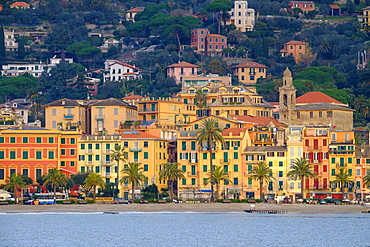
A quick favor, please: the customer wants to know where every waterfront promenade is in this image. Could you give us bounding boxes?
[0,203,368,214]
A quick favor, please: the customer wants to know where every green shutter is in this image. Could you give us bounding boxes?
[203,165,207,172]
[203,153,207,159]
[0,137,3,143]
[191,141,196,151]
[23,151,28,159]
[182,141,186,151]
[348,157,352,164]
[61,138,65,144]
[10,151,16,159]
[36,151,42,159]
[48,151,54,159]
[182,178,186,185]
[0,151,4,159]
[233,152,238,159]
[144,152,148,159]
[191,165,196,175]
[144,164,148,171]
[36,137,42,143]
[182,165,186,172]
[233,165,238,172]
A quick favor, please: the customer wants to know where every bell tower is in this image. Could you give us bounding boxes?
[279,67,296,125]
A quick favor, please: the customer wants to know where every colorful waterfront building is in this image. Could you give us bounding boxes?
[136,98,197,129]
[232,61,267,85]
[354,146,370,201]
[0,126,79,185]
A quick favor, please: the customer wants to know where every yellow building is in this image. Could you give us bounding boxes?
[358,6,370,32]
[43,98,87,133]
[137,98,197,129]
[89,98,138,135]
[78,131,168,199]
[232,62,267,85]
[177,82,274,117]
[329,130,356,199]
[177,126,248,200]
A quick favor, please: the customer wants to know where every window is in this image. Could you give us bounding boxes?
[182,178,186,185]
[278,161,283,167]
[144,142,148,148]
[331,157,335,164]
[0,169,5,179]
[348,157,352,164]
[191,141,196,151]
[224,165,228,173]
[268,161,273,167]
[250,76,255,81]
[61,149,66,155]
[36,151,42,159]
[327,111,332,118]
[48,137,54,143]
[144,164,148,171]
[23,137,28,143]
[246,155,254,161]
[95,166,100,173]
[0,151,3,159]
[124,142,128,148]
[297,112,300,119]
[10,137,15,143]
[191,165,196,175]
[70,161,75,167]
[203,153,207,159]
[144,152,148,159]
[310,112,313,118]
[81,144,85,150]
[61,138,66,144]
[22,151,28,159]
[71,138,75,144]
[95,155,100,161]
[279,171,283,177]
[114,108,118,115]
[182,165,186,172]
[48,151,54,159]
[0,137,4,143]
[233,165,238,172]
[319,111,322,118]
[234,152,238,159]
[10,151,16,159]
[61,161,65,167]
[233,178,238,185]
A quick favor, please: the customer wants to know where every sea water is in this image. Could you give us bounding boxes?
[0,212,369,247]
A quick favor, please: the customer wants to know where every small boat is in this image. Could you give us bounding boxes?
[104,212,119,214]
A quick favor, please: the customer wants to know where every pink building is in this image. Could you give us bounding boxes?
[166,61,198,84]
[190,28,227,56]
[280,40,308,62]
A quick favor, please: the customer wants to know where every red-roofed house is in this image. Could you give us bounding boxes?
[280,40,308,62]
[10,1,30,9]
[230,115,287,128]
[104,59,141,82]
[328,5,341,16]
[288,1,315,13]
[232,62,267,85]
[166,61,198,84]
[125,8,143,22]
[190,28,227,56]
[296,92,342,105]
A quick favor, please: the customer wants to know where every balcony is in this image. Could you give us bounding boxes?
[104,149,111,154]
[189,159,198,164]
[103,160,111,165]
[129,147,142,152]
[86,161,93,166]
[129,159,141,163]
[253,138,275,143]
[220,159,231,164]
[85,149,93,154]
[95,114,105,120]
[64,114,74,119]
[104,172,111,177]
[139,108,157,112]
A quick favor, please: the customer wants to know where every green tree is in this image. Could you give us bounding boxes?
[334,168,353,200]
[159,162,185,199]
[196,118,224,202]
[205,165,232,200]
[249,162,275,200]
[364,174,370,188]
[207,59,225,75]
[43,168,68,203]
[287,158,316,199]
[0,26,5,66]
[4,173,26,204]
[206,0,232,34]
[110,144,128,197]
[194,90,208,117]
[120,162,147,201]
[84,173,105,202]
[164,24,189,49]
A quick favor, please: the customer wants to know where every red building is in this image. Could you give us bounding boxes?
[288,1,315,13]
[0,126,79,186]
[190,28,227,56]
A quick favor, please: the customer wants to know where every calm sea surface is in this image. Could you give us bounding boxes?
[1,212,369,247]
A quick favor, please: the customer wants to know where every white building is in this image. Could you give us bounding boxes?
[226,1,255,32]
[1,63,48,77]
[100,38,120,53]
[103,60,141,82]
[4,30,18,51]
[49,53,74,66]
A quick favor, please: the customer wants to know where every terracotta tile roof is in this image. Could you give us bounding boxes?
[112,61,139,70]
[122,95,144,100]
[289,1,314,4]
[230,115,287,127]
[222,128,245,136]
[284,40,307,45]
[207,34,227,38]
[10,2,30,7]
[329,5,340,9]
[232,62,267,69]
[296,92,342,104]
[126,8,143,13]
[167,61,198,68]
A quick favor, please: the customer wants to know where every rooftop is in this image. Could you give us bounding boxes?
[232,62,267,69]
[230,115,287,127]
[284,40,308,45]
[167,61,198,68]
[126,8,143,13]
[296,92,342,104]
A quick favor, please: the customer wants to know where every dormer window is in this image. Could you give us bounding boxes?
[189,89,195,94]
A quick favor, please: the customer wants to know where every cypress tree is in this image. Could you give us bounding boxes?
[0,25,5,66]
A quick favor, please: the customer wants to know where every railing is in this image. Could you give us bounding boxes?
[95,115,105,119]
[220,159,231,163]
[86,161,93,165]
[189,159,198,164]
[103,161,111,165]
[139,108,157,112]
[85,149,93,154]
[129,159,141,163]
[104,172,111,177]
[63,114,74,119]
[105,149,111,153]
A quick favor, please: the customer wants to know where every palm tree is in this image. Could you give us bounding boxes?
[287,158,316,200]
[43,168,68,203]
[249,162,275,200]
[120,162,147,201]
[205,166,232,200]
[194,90,208,117]
[196,118,224,202]
[159,162,185,199]
[364,174,370,189]
[84,173,105,202]
[334,168,353,200]
[110,144,128,197]
[4,173,26,204]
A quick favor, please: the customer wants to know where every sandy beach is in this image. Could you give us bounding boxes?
[0,203,369,214]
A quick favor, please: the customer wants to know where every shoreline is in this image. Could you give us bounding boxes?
[0,203,369,214]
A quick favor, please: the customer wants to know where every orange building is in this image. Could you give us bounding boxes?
[288,1,315,13]
[280,40,308,62]
[10,2,30,9]
[0,126,79,185]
